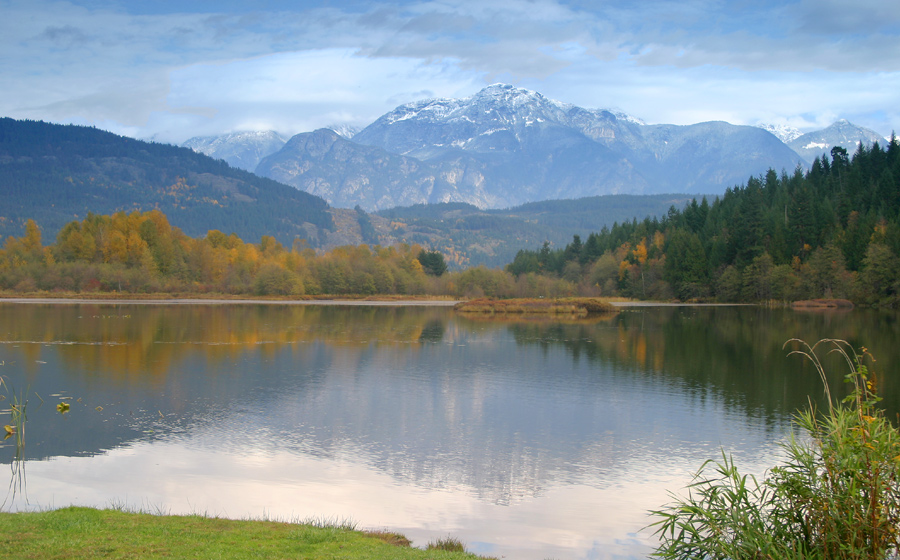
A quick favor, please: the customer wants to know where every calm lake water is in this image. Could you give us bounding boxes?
[1,302,899,559]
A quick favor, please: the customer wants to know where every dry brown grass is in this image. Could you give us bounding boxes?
[454,297,616,315]
[791,298,854,309]
[363,530,412,547]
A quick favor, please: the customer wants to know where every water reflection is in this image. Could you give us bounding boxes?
[1,303,898,559]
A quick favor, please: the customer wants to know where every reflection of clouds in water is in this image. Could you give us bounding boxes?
[16,437,785,560]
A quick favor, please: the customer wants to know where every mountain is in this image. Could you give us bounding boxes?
[182,131,287,172]
[0,118,333,245]
[353,84,804,203]
[756,124,803,144]
[182,126,361,172]
[255,128,490,209]
[256,84,804,211]
[788,120,886,164]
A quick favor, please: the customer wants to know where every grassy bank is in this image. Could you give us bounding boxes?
[0,507,489,560]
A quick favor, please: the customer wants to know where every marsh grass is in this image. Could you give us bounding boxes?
[0,376,29,509]
[427,536,468,552]
[649,338,900,560]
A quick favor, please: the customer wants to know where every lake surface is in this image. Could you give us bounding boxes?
[1,302,899,559]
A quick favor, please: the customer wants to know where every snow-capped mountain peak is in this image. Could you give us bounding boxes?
[359,83,646,158]
[787,120,885,163]
[757,124,803,144]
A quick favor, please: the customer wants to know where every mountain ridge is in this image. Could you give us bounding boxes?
[254,84,803,210]
[179,85,886,213]
[0,118,333,245]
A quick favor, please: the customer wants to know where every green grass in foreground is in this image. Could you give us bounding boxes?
[0,507,490,560]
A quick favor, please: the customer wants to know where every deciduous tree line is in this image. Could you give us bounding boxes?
[0,210,575,299]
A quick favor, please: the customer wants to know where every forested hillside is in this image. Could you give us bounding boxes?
[0,118,333,245]
[372,194,691,268]
[508,139,900,305]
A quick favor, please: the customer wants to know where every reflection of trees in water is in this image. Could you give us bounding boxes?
[0,304,452,463]
[417,320,445,343]
[0,304,451,385]
[505,307,900,421]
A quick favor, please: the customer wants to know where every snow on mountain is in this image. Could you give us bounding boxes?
[328,124,360,139]
[361,84,646,157]
[757,124,803,144]
[787,120,886,164]
[253,84,803,211]
[182,131,287,172]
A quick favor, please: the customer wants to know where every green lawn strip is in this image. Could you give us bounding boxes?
[0,507,488,560]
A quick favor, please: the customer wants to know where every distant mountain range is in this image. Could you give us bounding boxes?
[183,84,887,212]
[0,117,688,267]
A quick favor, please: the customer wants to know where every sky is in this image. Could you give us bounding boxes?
[2,0,899,144]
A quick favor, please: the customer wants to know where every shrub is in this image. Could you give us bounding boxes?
[253,263,303,296]
[650,339,900,560]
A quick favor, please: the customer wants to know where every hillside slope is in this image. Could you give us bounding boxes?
[0,118,333,245]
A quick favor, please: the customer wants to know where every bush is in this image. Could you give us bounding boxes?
[650,339,900,560]
[253,263,304,296]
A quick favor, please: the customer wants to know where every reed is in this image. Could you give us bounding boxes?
[1,377,28,508]
[650,339,900,560]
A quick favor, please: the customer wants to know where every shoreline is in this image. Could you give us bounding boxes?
[0,295,753,307]
[0,297,461,306]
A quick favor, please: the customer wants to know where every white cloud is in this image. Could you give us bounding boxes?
[1,0,898,141]
[150,50,484,142]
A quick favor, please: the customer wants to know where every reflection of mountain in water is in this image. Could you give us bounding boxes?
[2,304,896,507]
[178,334,771,506]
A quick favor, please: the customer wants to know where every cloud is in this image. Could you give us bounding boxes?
[37,24,91,46]
[1,0,898,142]
[155,49,484,142]
[794,0,900,35]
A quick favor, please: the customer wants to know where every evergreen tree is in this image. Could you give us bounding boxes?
[417,249,448,276]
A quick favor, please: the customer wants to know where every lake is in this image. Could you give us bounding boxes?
[1,302,898,559]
